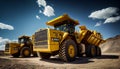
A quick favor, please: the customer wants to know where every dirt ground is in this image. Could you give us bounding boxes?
[0,53,120,69]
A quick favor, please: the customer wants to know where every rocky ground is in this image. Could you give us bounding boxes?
[0,53,120,69]
[0,35,120,69]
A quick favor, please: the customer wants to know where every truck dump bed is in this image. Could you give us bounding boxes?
[79,26,104,46]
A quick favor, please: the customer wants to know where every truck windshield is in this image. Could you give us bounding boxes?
[54,24,67,32]
[19,38,25,43]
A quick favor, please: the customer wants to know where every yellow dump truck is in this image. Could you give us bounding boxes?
[5,35,37,57]
[33,14,105,62]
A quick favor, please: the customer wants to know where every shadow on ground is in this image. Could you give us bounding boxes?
[96,54,119,59]
[40,56,94,64]
[10,56,38,58]
[39,54,119,64]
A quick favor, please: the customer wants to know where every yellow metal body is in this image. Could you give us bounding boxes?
[78,26,103,46]
[33,28,68,53]
[46,14,79,26]
[5,43,20,54]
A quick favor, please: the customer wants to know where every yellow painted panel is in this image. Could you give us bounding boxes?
[46,14,79,26]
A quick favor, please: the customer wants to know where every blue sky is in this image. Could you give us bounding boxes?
[0,0,120,50]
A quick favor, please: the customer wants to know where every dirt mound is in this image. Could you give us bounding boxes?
[100,35,120,53]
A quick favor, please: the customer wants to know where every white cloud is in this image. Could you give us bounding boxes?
[37,0,46,7]
[36,0,55,17]
[104,16,120,23]
[0,37,17,50]
[89,7,118,19]
[36,15,40,20]
[95,21,102,27]
[89,7,120,26]
[0,37,10,45]
[0,22,14,30]
[43,5,55,17]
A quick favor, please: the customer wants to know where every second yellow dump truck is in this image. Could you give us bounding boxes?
[33,14,105,62]
[5,35,37,57]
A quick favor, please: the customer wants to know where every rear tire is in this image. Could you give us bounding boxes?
[20,47,31,57]
[96,46,101,56]
[59,39,77,62]
[78,43,85,57]
[85,45,96,57]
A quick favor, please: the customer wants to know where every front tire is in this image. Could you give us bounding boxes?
[59,39,77,62]
[20,47,31,57]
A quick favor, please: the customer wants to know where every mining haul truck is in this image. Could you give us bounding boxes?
[33,14,105,62]
[5,35,37,57]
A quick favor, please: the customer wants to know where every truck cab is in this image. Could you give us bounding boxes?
[47,14,79,35]
[18,36,32,46]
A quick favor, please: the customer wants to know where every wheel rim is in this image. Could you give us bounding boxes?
[68,45,75,58]
[24,50,29,56]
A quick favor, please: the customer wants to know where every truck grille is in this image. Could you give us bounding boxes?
[34,29,48,48]
[5,43,9,52]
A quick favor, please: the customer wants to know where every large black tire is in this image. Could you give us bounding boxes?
[85,45,96,57]
[96,46,101,56]
[77,44,85,57]
[12,52,20,57]
[59,39,77,62]
[20,47,31,57]
[39,52,51,59]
